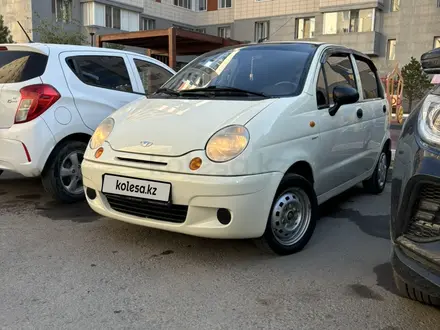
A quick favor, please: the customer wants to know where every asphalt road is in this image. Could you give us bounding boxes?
[0,173,439,329]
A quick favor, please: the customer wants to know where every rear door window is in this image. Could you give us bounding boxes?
[134,59,173,94]
[66,55,133,93]
[0,51,48,84]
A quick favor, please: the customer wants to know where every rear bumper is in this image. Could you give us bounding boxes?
[0,118,56,177]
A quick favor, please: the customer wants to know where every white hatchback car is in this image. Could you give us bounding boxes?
[0,43,175,202]
[82,42,391,255]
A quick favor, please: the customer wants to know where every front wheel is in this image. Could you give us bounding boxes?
[42,140,87,203]
[255,174,318,255]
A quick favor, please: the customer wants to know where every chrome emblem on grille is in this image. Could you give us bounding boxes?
[140,141,153,147]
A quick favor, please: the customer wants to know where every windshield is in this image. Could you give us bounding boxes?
[158,43,318,98]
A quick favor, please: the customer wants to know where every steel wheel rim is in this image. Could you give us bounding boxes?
[60,151,84,195]
[377,152,387,188]
[270,188,311,246]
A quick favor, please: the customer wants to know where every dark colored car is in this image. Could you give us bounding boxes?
[390,48,440,306]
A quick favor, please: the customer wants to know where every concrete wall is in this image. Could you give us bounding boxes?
[0,0,33,43]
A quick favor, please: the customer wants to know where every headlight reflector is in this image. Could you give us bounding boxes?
[206,125,250,162]
[419,100,440,146]
[90,117,115,149]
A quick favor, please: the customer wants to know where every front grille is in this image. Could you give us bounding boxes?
[406,184,440,240]
[104,193,188,223]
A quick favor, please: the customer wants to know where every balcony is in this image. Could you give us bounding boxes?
[319,0,384,11]
[317,31,381,56]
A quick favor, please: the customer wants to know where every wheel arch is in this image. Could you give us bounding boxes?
[42,133,91,174]
[285,160,315,185]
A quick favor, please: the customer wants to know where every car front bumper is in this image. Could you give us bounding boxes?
[82,158,283,239]
[391,110,440,296]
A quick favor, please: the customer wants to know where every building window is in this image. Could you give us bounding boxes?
[55,0,72,23]
[296,17,315,39]
[174,0,192,9]
[434,37,440,49]
[323,9,375,34]
[142,18,155,30]
[105,5,121,29]
[254,21,269,42]
[218,26,231,38]
[387,39,396,60]
[391,0,400,12]
[113,7,121,29]
[219,0,232,9]
[198,0,207,11]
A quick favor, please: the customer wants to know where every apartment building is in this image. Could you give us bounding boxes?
[1,0,440,75]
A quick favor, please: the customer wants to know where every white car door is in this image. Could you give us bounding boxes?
[314,50,367,196]
[59,50,144,131]
[352,55,388,173]
[126,54,175,96]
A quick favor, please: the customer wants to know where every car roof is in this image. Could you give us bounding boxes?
[10,42,143,55]
[225,41,371,61]
[0,42,176,72]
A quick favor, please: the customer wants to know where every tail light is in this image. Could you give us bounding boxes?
[14,84,61,124]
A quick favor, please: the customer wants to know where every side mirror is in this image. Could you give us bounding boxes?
[421,48,440,74]
[329,85,359,116]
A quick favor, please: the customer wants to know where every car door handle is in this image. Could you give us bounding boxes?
[357,108,363,118]
[383,105,387,113]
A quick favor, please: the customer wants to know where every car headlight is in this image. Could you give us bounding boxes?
[419,100,440,146]
[89,117,115,149]
[205,125,250,162]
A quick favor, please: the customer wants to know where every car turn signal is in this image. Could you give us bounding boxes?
[95,147,104,159]
[189,157,202,171]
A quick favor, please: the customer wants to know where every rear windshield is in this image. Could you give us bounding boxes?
[0,51,48,84]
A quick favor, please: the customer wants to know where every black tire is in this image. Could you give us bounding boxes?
[363,147,390,194]
[41,140,87,204]
[254,174,318,256]
[393,270,440,306]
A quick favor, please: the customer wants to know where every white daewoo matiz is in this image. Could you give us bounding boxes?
[82,42,391,255]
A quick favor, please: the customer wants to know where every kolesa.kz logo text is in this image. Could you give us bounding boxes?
[115,179,157,195]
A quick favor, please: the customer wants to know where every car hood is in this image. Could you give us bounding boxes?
[107,97,275,156]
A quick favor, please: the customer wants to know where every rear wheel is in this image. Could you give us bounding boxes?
[393,270,440,306]
[363,148,389,194]
[42,140,87,203]
[255,174,318,255]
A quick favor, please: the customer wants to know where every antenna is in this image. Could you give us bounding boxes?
[17,21,33,43]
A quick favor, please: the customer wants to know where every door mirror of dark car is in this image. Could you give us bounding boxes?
[421,48,440,74]
[329,85,359,116]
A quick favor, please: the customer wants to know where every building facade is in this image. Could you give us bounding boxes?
[1,0,440,74]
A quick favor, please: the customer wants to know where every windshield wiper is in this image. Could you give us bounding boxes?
[153,87,182,96]
[179,86,269,98]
